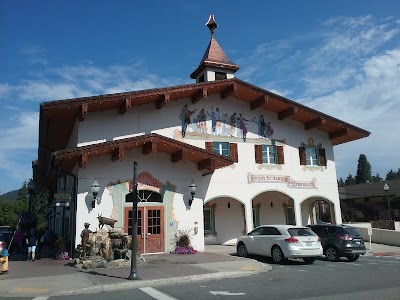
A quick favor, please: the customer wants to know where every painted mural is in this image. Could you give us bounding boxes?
[176,104,279,143]
[106,172,177,227]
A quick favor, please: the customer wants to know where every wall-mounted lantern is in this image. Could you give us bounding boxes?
[90,179,100,208]
[189,181,196,207]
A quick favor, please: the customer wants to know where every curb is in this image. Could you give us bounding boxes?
[373,252,400,257]
[55,271,259,296]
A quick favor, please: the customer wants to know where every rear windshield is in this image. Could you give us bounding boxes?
[343,227,362,236]
[288,228,316,236]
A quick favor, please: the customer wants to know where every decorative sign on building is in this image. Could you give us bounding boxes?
[247,173,317,189]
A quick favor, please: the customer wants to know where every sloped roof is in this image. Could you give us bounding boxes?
[35,133,234,186]
[339,180,400,200]
[190,36,239,79]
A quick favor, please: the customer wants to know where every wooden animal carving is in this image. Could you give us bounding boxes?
[97,214,117,229]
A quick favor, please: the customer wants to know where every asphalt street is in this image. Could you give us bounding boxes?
[17,254,400,300]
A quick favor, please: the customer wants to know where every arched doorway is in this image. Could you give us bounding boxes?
[301,197,335,225]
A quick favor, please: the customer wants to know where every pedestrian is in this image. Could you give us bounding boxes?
[26,228,38,261]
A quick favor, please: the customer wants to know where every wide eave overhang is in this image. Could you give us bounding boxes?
[52,133,234,175]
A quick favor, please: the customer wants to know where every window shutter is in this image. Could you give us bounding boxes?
[299,147,306,165]
[230,143,238,162]
[254,145,262,164]
[205,142,213,152]
[277,146,285,164]
[319,148,326,166]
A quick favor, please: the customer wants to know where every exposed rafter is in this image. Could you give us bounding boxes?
[198,158,214,170]
[278,106,297,120]
[191,88,208,103]
[112,146,125,161]
[329,128,348,139]
[221,84,237,99]
[156,93,170,109]
[171,149,184,163]
[250,95,268,110]
[79,104,88,121]
[79,154,88,168]
[305,117,326,130]
[119,98,132,115]
[142,141,157,155]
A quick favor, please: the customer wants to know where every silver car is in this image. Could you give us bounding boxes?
[236,225,323,264]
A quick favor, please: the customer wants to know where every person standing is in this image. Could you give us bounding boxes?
[26,228,38,261]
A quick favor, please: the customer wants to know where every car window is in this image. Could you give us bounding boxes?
[288,228,316,236]
[310,226,325,235]
[344,228,361,236]
[249,227,264,236]
[327,227,338,234]
[262,227,282,235]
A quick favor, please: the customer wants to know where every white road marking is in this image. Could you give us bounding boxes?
[32,297,49,300]
[139,287,178,300]
[210,291,246,296]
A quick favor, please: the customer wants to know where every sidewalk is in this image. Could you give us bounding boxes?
[1,243,400,298]
[0,245,271,298]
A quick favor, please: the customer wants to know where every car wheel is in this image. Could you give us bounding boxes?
[346,254,360,262]
[271,246,287,264]
[237,242,248,258]
[325,246,339,261]
[303,257,316,264]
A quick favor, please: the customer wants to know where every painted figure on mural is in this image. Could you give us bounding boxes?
[252,115,266,138]
[180,104,197,137]
[221,113,229,136]
[198,108,207,134]
[206,107,217,135]
[238,113,249,142]
[230,112,237,137]
[266,121,274,138]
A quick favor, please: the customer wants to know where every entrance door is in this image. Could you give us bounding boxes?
[124,206,164,254]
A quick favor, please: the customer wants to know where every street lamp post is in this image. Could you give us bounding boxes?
[90,180,100,209]
[384,182,391,221]
[27,179,35,213]
[127,161,140,280]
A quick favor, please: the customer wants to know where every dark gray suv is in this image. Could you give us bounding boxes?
[308,224,366,261]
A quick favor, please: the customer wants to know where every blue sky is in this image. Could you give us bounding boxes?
[0,1,399,193]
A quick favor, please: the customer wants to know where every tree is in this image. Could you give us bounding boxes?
[372,173,383,182]
[337,177,345,187]
[355,154,372,184]
[386,169,399,180]
[345,174,356,186]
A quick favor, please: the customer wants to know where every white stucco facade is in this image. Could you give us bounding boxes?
[65,91,341,251]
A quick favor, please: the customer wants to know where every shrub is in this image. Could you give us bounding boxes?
[171,228,197,254]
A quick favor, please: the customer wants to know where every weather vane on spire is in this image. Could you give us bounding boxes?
[206,14,218,35]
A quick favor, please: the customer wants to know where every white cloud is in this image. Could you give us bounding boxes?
[0,84,11,99]
[0,112,38,150]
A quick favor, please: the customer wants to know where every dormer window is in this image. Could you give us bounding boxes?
[199,74,205,83]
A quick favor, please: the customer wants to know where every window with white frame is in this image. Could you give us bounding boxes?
[204,207,215,233]
[262,145,277,164]
[213,142,230,157]
[305,147,319,166]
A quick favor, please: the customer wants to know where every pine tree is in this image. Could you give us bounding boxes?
[386,169,399,180]
[372,173,383,182]
[345,174,356,185]
[337,178,345,187]
[355,154,372,184]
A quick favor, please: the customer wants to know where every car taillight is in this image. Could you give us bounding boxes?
[317,236,320,242]
[336,234,353,241]
[285,236,299,243]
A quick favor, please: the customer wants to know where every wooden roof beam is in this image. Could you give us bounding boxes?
[198,158,214,170]
[79,104,88,121]
[156,93,170,109]
[250,95,268,110]
[278,106,297,120]
[112,146,125,161]
[143,141,157,155]
[329,128,348,139]
[305,117,326,130]
[221,84,237,99]
[171,149,184,163]
[119,98,132,115]
[79,153,88,168]
[191,88,208,103]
